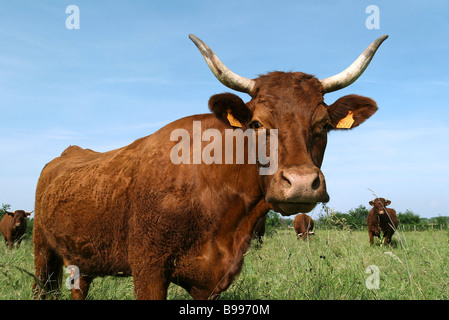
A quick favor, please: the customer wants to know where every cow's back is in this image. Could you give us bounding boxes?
[294,214,313,235]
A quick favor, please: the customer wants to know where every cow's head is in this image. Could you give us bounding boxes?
[369,198,391,215]
[6,210,31,229]
[190,34,387,216]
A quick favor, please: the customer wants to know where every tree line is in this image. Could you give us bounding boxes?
[316,205,449,230]
[265,204,449,233]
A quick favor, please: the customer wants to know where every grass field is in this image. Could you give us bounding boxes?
[1,228,448,300]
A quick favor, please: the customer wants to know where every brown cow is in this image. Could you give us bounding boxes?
[253,215,267,245]
[293,213,315,240]
[367,198,398,245]
[33,34,386,300]
[252,203,273,245]
[0,210,31,248]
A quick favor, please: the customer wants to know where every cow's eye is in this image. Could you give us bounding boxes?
[320,121,332,133]
[250,121,263,129]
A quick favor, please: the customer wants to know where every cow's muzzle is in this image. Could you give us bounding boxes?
[266,165,329,215]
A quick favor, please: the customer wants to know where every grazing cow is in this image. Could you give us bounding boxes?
[33,34,386,300]
[0,210,32,248]
[253,216,267,245]
[367,198,398,245]
[252,203,273,245]
[293,213,315,240]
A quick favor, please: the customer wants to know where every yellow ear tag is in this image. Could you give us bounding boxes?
[336,111,355,129]
[227,110,243,128]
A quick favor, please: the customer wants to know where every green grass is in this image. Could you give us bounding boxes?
[0,239,36,300]
[229,229,449,300]
[1,229,448,300]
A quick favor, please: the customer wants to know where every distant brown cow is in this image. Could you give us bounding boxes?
[33,34,386,300]
[367,198,398,245]
[294,213,314,240]
[0,210,31,248]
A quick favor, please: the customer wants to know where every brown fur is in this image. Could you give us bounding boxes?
[293,213,314,240]
[0,210,30,248]
[33,71,378,300]
[367,198,398,245]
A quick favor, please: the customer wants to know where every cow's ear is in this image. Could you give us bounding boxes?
[385,199,391,206]
[6,211,14,216]
[327,95,378,130]
[209,93,252,128]
[369,201,375,206]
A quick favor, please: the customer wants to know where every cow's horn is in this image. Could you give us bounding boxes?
[189,34,256,94]
[320,35,388,93]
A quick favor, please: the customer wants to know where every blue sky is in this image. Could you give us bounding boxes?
[1,0,448,219]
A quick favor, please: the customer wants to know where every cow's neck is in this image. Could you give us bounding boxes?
[202,163,266,293]
[163,114,269,296]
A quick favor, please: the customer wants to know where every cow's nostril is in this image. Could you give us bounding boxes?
[270,166,329,206]
[311,175,320,190]
[280,170,292,187]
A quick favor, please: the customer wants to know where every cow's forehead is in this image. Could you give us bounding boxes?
[252,72,324,113]
[250,77,327,128]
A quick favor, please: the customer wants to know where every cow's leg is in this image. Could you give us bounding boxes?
[33,228,63,299]
[71,275,93,300]
[16,238,23,248]
[5,234,14,249]
[132,266,169,300]
[190,286,221,300]
[255,232,264,245]
[368,231,375,245]
[383,232,393,245]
